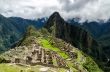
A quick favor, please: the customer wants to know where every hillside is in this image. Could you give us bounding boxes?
[45,12,103,62]
[68,18,110,71]
[0,12,103,72]
[0,14,46,52]
[0,14,21,51]
[68,18,110,49]
[0,25,102,72]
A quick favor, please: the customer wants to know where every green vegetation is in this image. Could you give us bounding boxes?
[0,64,27,72]
[17,26,51,46]
[0,26,103,72]
[25,25,47,38]
[38,38,69,59]
[0,64,68,72]
[38,37,103,72]
[74,49,103,72]
[0,57,10,63]
[83,56,103,72]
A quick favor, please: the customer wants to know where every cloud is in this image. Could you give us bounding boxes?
[58,0,95,11]
[0,0,110,21]
[0,0,60,19]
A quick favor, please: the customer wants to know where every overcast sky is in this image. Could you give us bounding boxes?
[0,0,110,21]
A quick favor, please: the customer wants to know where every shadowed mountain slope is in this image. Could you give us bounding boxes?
[45,12,102,60]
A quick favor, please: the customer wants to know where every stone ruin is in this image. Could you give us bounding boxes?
[8,44,68,69]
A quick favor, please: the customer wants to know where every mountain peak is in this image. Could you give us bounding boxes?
[51,12,60,17]
[49,12,62,21]
[44,12,100,60]
[0,14,6,20]
[44,12,64,32]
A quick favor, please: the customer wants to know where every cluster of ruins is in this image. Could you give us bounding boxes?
[60,43,77,59]
[10,44,68,69]
[1,39,78,70]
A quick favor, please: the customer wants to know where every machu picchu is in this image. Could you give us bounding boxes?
[0,12,103,72]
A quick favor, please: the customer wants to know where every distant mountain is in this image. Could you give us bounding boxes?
[82,21,110,58]
[68,18,110,71]
[0,14,21,51]
[68,18,110,40]
[9,17,47,29]
[0,14,47,52]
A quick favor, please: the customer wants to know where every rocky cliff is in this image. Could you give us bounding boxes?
[45,12,102,60]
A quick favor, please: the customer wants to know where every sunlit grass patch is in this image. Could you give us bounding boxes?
[38,38,69,59]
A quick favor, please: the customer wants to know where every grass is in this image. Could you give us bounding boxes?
[38,37,103,72]
[38,38,69,59]
[0,37,103,72]
[73,48,103,72]
[83,56,103,72]
[0,64,68,72]
[0,64,27,72]
[66,60,78,72]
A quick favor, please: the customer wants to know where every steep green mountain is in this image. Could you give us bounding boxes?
[68,18,110,50]
[0,14,47,52]
[68,18,110,46]
[82,23,110,66]
[68,19,110,71]
[45,12,102,61]
[0,14,21,51]
[0,12,102,72]
[82,21,110,50]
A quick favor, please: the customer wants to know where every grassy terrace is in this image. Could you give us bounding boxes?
[37,37,102,72]
[38,37,69,59]
[0,64,68,72]
[0,64,27,72]
[37,37,79,71]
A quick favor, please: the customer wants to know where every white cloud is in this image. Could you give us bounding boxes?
[0,0,60,19]
[0,0,110,21]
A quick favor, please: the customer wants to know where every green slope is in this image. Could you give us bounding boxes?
[0,26,103,72]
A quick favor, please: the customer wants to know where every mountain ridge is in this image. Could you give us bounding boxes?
[0,14,47,52]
